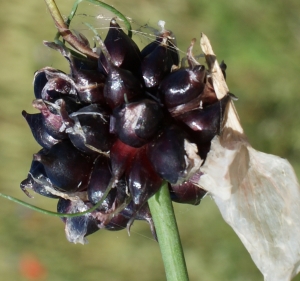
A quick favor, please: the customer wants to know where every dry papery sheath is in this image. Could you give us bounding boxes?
[197,33,300,281]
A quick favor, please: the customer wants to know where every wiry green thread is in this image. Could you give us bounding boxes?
[0,181,111,218]
[66,0,132,37]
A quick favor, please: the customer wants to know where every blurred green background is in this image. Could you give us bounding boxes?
[0,0,300,280]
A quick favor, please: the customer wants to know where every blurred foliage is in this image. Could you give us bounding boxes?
[0,0,299,280]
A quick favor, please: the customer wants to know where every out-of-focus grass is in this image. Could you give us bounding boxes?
[0,0,299,280]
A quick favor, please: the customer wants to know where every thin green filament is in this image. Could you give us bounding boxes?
[0,182,111,218]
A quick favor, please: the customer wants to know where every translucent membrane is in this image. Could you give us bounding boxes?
[197,33,300,281]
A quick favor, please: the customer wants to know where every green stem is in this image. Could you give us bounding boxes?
[44,0,98,58]
[44,0,133,58]
[148,182,189,281]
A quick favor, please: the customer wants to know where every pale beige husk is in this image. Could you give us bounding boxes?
[197,33,300,281]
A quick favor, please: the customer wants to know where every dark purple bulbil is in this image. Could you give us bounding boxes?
[87,154,129,213]
[175,95,230,144]
[148,124,190,184]
[22,111,60,149]
[20,156,60,199]
[169,180,206,205]
[98,18,142,78]
[21,17,229,243]
[33,140,95,192]
[112,98,164,147]
[158,65,206,109]
[141,40,175,89]
[104,63,144,109]
[60,103,114,154]
[57,199,100,243]
[128,147,163,210]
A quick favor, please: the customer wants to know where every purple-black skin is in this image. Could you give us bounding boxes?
[61,104,114,154]
[112,98,164,148]
[147,124,189,184]
[87,155,116,210]
[57,199,99,238]
[22,111,60,149]
[20,157,59,199]
[98,19,142,78]
[158,65,206,109]
[109,139,138,183]
[88,154,128,213]
[75,71,106,104]
[104,213,130,231]
[33,140,96,192]
[103,63,144,109]
[33,71,48,99]
[175,94,230,144]
[169,181,206,205]
[141,43,175,89]
[32,99,67,140]
[128,147,162,211]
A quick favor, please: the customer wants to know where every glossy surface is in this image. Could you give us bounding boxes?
[148,125,188,184]
[20,158,59,199]
[113,99,164,147]
[104,64,144,109]
[22,111,60,149]
[169,180,206,205]
[33,140,95,192]
[62,104,114,154]
[32,99,67,140]
[159,65,206,108]
[176,95,230,144]
[98,18,142,77]
[128,147,162,210]
[87,155,116,210]
[141,43,173,88]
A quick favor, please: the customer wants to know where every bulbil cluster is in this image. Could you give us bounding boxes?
[21,18,228,243]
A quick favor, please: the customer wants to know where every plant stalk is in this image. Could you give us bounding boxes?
[44,0,99,58]
[148,181,189,281]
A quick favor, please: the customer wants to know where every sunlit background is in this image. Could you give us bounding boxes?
[0,0,300,280]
